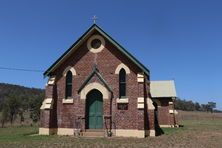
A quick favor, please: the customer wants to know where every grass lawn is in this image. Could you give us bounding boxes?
[0,114,222,147]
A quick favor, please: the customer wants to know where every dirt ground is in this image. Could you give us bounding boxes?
[0,111,222,148]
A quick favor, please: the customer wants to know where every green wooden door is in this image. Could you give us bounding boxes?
[86,89,103,129]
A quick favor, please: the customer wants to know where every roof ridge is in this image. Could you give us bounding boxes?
[44,24,150,77]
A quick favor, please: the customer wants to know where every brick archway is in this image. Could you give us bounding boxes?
[80,82,110,100]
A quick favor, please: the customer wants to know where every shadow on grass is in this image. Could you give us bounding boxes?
[155,126,164,136]
[160,126,186,135]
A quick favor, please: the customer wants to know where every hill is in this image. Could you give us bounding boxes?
[0,83,44,127]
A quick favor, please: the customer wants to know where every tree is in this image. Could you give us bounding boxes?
[18,109,24,125]
[0,104,9,128]
[5,95,21,125]
[174,98,220,113]
[208,102,216,113]
[0,83,44,125]
[29,94,44,123]
[195,102,201,111]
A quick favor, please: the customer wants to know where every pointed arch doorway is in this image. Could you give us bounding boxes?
[86,89,103,129]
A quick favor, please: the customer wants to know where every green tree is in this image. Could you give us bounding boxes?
[208,102,216,113]
[195,102,201,111]
[0,104,9,128]
[5,95,21,125]
[29,93,44,123]
[18,109,24,125]
[0,83,44,125]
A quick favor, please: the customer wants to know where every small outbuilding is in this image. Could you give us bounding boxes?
[150,80,178,128]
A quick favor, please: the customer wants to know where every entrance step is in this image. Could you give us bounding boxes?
[82,129,105,137]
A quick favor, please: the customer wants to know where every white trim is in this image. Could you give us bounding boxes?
[80,82,110,99]
[137,97,144,109]
[147,97,155,110]
[57,128,74,135]
[149,129,156,137]
[115,63,130,74]
[116,98,129,103]
[137,103,144,109]
[62,98,74,104]
[169,101,173,105]
[40,98,53,110]
[137,73,144,83]
[39,128,156,137]
[47,76,56,85]
[87,35,105,53]
[45,98,53,104]
[137,97,144,103]
[63,66,77,76]
[169,109,174,114]
[115,129,145,138]
[39,128,57,135]
[40,102,45,110]
[44,104,52,109]
[160,125,174,128]
[169,109,178,114]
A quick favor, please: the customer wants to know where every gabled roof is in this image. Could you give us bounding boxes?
[150,80,177,98]
[78,64,112,94]
[44,24,150,77]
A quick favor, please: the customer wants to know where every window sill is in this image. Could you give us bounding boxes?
[62,98,74,104]
[116,98,129,103]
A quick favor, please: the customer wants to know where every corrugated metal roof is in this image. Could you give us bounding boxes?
[150,80,177,98]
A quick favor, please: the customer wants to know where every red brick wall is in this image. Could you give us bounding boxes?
[41,31,152,131]
[153,98,175,126]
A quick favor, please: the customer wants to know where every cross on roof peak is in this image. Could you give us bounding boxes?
[91,15,98,24]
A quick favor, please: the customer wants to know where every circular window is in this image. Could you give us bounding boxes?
[87,35,105,53]
[91,39,102,49]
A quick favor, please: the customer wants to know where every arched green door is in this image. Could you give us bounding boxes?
[86,89,103,129]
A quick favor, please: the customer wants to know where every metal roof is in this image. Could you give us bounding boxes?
[150,80,177,98]
[44,24,150,77]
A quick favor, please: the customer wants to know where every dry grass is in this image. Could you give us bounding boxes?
[0,111,222,148]
[178,110,222,121]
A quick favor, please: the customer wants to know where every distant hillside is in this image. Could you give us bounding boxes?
[0,83,44,105]
[0,83,44,126]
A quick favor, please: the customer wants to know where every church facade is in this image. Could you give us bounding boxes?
[39,24,178,138]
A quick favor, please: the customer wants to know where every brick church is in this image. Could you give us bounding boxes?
[39,24,178,138]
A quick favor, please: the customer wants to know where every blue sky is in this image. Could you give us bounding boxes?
[0,0,221,109]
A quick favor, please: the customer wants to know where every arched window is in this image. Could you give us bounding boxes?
[119,68,126,98]
[65,70,72,99]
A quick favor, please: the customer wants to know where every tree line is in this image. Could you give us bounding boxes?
[0,83,44,127]
[174,98,219,112]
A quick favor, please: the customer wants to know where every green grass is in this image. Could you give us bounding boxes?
[161,126,186,135]
[0,118,222,147]
[0,126,55,142]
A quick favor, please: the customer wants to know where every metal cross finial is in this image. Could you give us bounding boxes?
[92,15,98,24]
